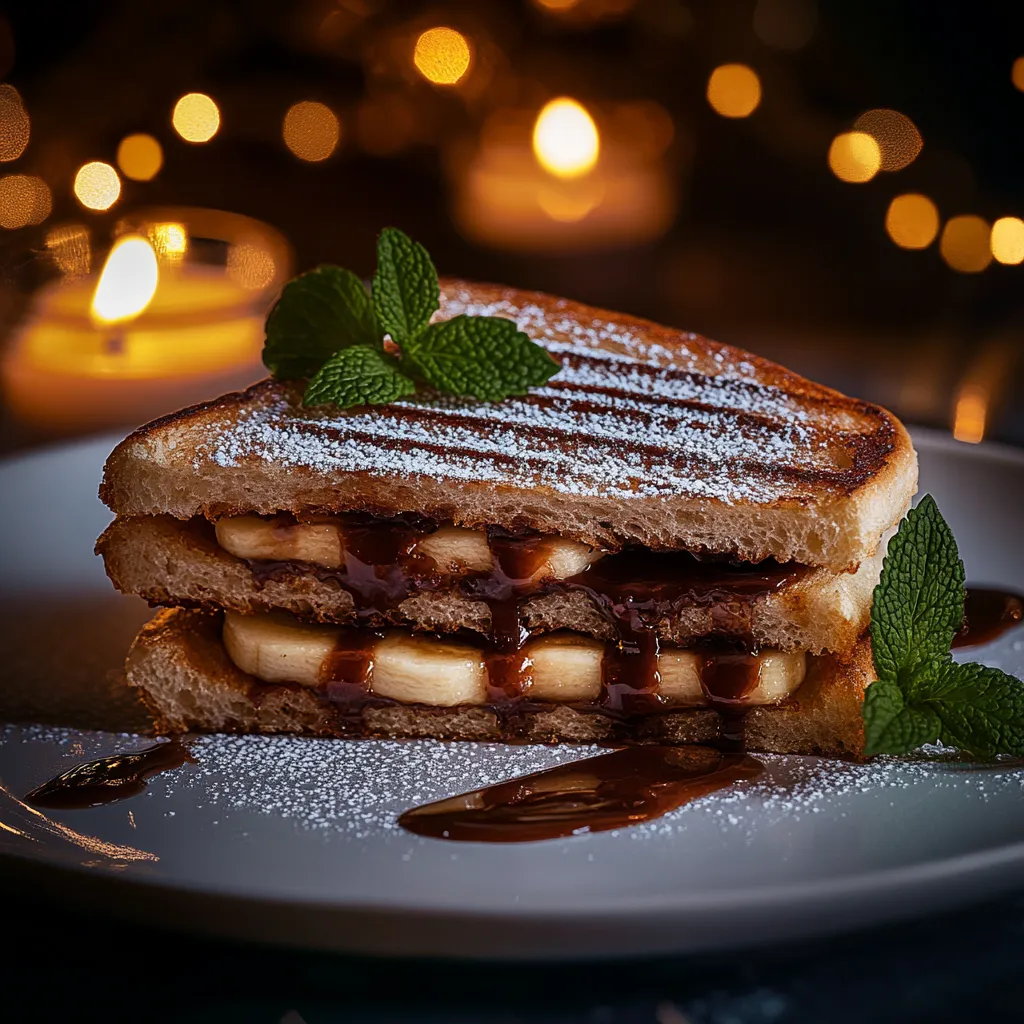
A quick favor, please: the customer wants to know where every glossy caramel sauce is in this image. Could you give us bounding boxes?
[398,745,764,842]
[243,513,803,744]
[25,740,195,809]
[954,587,1024,649]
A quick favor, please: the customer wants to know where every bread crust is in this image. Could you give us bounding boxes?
[99,280,917,572]
[126,608,870,757]
[99,514,881,656]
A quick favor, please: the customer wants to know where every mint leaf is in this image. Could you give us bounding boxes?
[870,494,964,686]
[303,345,415,409]
[862,679,942,756]
[924,660,1024,758]
[404,315,559,401]
[372,227,438,347]
[264,266,379,378]
[863,494,1024,759]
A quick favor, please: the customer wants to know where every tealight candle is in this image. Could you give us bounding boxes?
[2,211,290,435]
[451,99,678,253]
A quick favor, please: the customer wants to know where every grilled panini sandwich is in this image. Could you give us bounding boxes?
[98,280,917,756]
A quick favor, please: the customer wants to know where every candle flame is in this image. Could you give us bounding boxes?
[91,235,159,326]
[533,98,599,178]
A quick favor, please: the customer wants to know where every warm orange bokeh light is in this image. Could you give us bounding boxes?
[74,161,121,211]
[0,84,29,162]
[0,173,50,229]
[227,242,276,290]
[706,64,761,118]
[413,27,472,85]
[885,194,939,249]
[828,132,881,183]
[533,98,600,178]
[953,384,988,444]
[283,101,341,162]
[990,216,1024,265]
[940,215,992,273]
[172,92,221,142]
[853,109,922,172]
[117,133,164,181]
[148,222,188,264]
[1012,57,1024,92]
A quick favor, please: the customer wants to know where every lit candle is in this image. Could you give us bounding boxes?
[451,98,678,252]
[2,217,286,435]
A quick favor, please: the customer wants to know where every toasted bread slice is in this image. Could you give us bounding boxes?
[98,514,884,655]
[99,280,916,572]
[126,608,870,757]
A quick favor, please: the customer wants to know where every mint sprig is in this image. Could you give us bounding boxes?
[863,495,1024,757]
[261,227,559,409]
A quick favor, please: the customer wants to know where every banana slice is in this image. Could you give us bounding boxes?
[216,514,600,580]
[223,610,339,686]
[525,634,604,702]
[416,526,493,573]
[658,649,806,704]
[221,612,807,708]
[372,632,488,706]
[544,540,599,580]
[216,515,343,569]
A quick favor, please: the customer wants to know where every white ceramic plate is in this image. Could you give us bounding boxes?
[0,430,1022,960]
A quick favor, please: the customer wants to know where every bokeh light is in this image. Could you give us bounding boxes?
[172,92,220,142]
[940,215,992,273]
[752,0,817,50]
[533,98,600,178]
[0,174,50,229]
[73,161,121,211]
[117,133,163,181]
[1013,57,1024,92]
[885,194,939,249]
[149,222,188,263]
[227,242,276,290]
[852,109,922,171]
[990,216,1024,265]
[953,383,987,444]
[706,64,761,118]
[827,131,881,183]
[413,27,472,86]
[283,101,341,162]
[46,223,91,276]
[91,235,159,325]
[533,0,581,9]
[0,84,30,162]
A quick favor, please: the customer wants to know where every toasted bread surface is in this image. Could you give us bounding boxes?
[100,514,882,655]
[100,281,916,571]
[126,608,869,757]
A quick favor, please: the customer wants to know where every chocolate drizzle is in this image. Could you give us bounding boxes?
[242,513,805,744]
[398,745,764,842]
[954,587,1024,649]
[25,740,195,809]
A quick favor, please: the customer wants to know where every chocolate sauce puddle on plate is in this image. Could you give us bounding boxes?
[398,745,763,843]
[25,740,195,809]
[953,587,1024,649]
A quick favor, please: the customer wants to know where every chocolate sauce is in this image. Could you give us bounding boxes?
[478,531,556,701]
[561,551,796,731]
[953,587,1024,649]
[239,513,801,741]
[25,740,195,809]
[698,650,763,748]
[398,745,764,842]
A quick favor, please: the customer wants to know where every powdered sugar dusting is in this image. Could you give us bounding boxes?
[7,726,1022,845]
[192,290,887,506]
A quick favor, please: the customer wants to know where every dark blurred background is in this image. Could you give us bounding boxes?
[1,0,1022,450]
